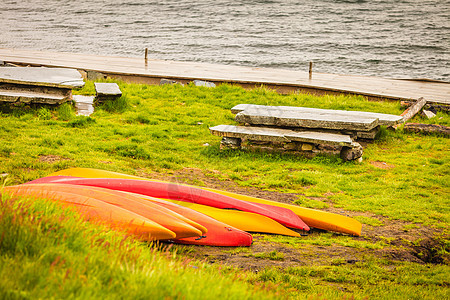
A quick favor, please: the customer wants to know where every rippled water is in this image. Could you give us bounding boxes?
[1,0,449,81]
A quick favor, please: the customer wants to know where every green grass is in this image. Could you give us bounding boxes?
[0,80,449,299]
[248,259,449,299]
[0,193,276,299]
[258,233,389,250]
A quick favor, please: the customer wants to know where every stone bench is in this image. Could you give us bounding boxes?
[0,67,84,105]
[0,89,66,104]
[232,104,402,140]
[94,82,122,104]
[231,104,403,127]
[206,104,403,160]
[210,124,363,161]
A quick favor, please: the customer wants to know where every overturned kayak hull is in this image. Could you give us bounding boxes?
[166,199,300,237]
[29,175,309,231]
[49,168,361,235]
[125,192,253,246]
[20,183,205,239]
[4,184,177,241]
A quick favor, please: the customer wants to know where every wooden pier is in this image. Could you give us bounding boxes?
[0,48,448,105]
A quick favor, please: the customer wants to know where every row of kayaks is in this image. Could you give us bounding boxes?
[3,168,362,246]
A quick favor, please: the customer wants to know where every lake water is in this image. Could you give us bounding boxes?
[1,0,449,81]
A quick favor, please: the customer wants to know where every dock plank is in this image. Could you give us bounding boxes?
[0,48,448,104]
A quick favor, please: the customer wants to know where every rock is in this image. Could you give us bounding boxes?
[86,70,107,81]
[421,109,436,119]
[301,143,314,151]
[160,78,184,86]
[193,80,216,88]
[340,143,363,161]
[220,137,241,149]
[284,142,299,150]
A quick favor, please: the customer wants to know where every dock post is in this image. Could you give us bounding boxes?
[309,62,313,80]
[145,48,148,66]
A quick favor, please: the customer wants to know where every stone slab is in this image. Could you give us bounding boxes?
[0,89,67,104]
[210,125,354,146]
[421,109,436,119]
[73,95,94,116]
[0,67,84,89]
[231,104,402,126]
[94,82,122,96]
[235,108,379,131]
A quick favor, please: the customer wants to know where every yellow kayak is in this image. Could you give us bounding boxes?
[163,199,300,237]
[50,168,362,236]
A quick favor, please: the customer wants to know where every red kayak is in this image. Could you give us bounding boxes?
[27,176,310,230]
[142,195,254,246]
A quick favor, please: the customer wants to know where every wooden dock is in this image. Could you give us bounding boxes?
[0,48,448,105]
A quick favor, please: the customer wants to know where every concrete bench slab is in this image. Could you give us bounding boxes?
[235,108,379,131]
[210,124,354,147]
[94,82,122,103]
[73,95,94,116]
[0,67,84,89]
[231,104,402,126]
[0,89,66,104]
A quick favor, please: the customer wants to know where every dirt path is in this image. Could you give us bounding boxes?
[144,167,448,269]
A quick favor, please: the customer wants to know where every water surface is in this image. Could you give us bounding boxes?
[1,0,449,80]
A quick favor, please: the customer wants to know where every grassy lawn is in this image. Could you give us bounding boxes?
[0,80,448,299]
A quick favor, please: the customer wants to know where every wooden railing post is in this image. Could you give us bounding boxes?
[309,62,313,80]
[144,48,148,66]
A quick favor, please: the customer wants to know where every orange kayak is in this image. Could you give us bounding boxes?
[4,184,176,241]
[126,193,253,246]
[17,183,205,239]
[49,168,361,236]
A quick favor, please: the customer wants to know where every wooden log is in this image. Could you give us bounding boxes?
[401,101,450,113]
[403,123,450,136]
[400,97,427,123]
[231,104,402,126]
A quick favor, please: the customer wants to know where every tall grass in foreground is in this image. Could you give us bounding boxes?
[0,192,276,299]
